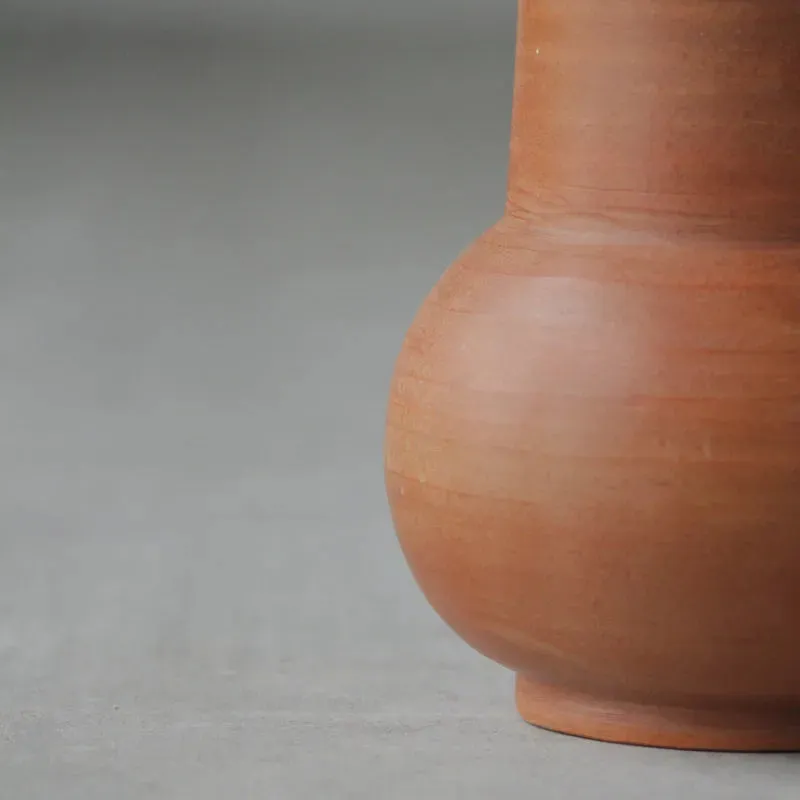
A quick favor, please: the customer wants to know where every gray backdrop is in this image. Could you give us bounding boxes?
[0,0,515,31]
[1,3,799,798]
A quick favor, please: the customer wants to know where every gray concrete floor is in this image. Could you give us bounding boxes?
[1,29,799,798]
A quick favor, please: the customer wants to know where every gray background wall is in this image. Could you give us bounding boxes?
[1,2,799,798]
[0,0,516,31]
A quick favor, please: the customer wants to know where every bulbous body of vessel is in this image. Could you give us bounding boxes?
[385,0,800,750]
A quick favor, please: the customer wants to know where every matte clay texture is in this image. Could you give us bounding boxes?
[385,0,800,751]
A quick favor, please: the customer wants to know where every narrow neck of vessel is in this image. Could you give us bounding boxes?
[506,0,800,242]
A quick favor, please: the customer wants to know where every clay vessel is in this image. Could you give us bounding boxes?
[385,0,800,751]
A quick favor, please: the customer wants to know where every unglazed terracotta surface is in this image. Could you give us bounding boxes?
[385,0,800,751]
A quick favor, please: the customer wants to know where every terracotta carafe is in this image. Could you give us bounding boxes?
[385,0,800,750]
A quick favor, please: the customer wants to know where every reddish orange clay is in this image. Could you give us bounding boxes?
[385,0,800,751]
